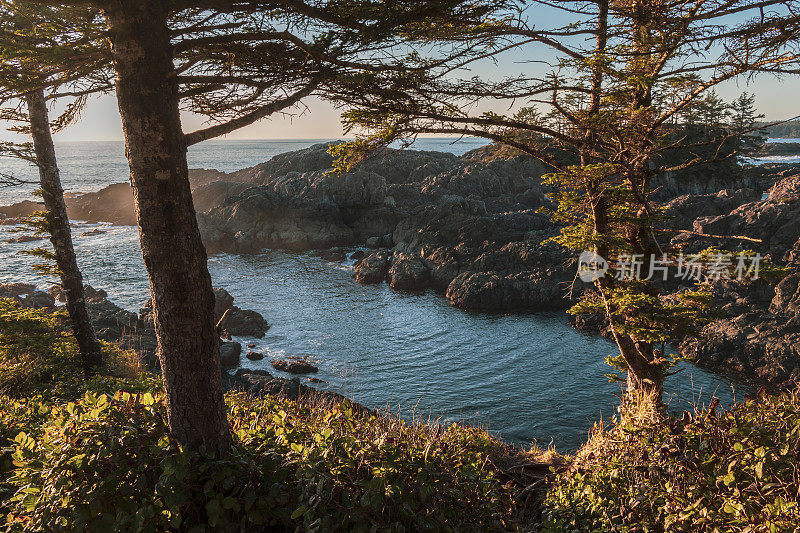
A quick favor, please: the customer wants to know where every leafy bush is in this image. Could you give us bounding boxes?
[0,298,146,399]
[543,391,800,532]
[2,389,516,532]
[0,296,517,530]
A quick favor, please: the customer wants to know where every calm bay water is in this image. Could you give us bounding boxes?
[0,138,747,450]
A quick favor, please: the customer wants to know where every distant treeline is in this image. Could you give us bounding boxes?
[758,120,800,138]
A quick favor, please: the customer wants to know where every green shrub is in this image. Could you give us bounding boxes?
[543,392,800,532]
[2,389,516,532]
[0,298,146,400]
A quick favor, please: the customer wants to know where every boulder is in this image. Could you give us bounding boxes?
[49,284,108,303]
[140,286,238,329]
[446,270,568,311]
[312,248,348,262]
[0,284,55,309]
[272,357,318,374]
[0,282,36,298]
[5,234,43,243]
[388,253,430,290]
[219,341,242,368]
[246,351,265,361]
[354,250,391,284]
[218,306,269,338]
[213,287,235,321]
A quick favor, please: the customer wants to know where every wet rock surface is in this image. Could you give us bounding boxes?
[221,369,371,415]
[218,307,270,338]
[219,341,242,368]
[3,142,799,388]
[680,275,800,388]
[272,356,319,374]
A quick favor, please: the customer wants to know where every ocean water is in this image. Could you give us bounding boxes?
[746,137,800,164]
[0,138,748,450]
[0,137,490,205]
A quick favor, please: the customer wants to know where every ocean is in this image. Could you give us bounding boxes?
[0,137,748,450]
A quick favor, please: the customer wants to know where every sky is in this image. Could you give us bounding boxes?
[1,3,798,143]
[33,76,796,143]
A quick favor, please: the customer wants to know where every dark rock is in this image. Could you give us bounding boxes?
[307,377,326,384]
[213,287,235,322]
[63,183,137,225]
[752,142,800,157]
[0,282,36,297]
[80,229,106,237]
[246,351,265,361]
[446,270,569,311]
[219,341,242,368]
[679,274,800,387]
[141,286,238,330]
[388,253,430,290]
[198,187,354,253]
[661,188,760,230]
[49,283,107,303]
[272,357,319,374]
[354,250,391,284]
[84,296,158,368]
[219,306,269,338]
[5,234,43,243]
[674,174,800,261]
[312,248,348,262]
[191,181,250,213]
[0,200,45,219]
[0,284,55,309]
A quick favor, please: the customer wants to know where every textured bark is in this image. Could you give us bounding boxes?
[105,1,230,453]
[621,337,663,402]
[25,89,102,374]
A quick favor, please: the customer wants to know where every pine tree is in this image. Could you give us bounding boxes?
[5,0,504,453]
[332,0,800,403]
[0,2,107,374]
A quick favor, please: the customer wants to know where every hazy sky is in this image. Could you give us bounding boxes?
[1,4,798,143]
[4,73,791,144]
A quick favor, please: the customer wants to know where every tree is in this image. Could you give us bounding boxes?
[729,92,766,152]
[0,2,108,374]
[7,0,503,453]
[332,0,800,402]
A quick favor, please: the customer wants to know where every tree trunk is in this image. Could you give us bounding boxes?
[25,89,102,374]
[104,1,230,453]
[619,335,663,402]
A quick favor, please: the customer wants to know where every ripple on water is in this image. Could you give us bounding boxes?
[0,225,750,450]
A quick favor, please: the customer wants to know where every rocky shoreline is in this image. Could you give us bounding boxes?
[2,141,798,388]
[0,281,361,407]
